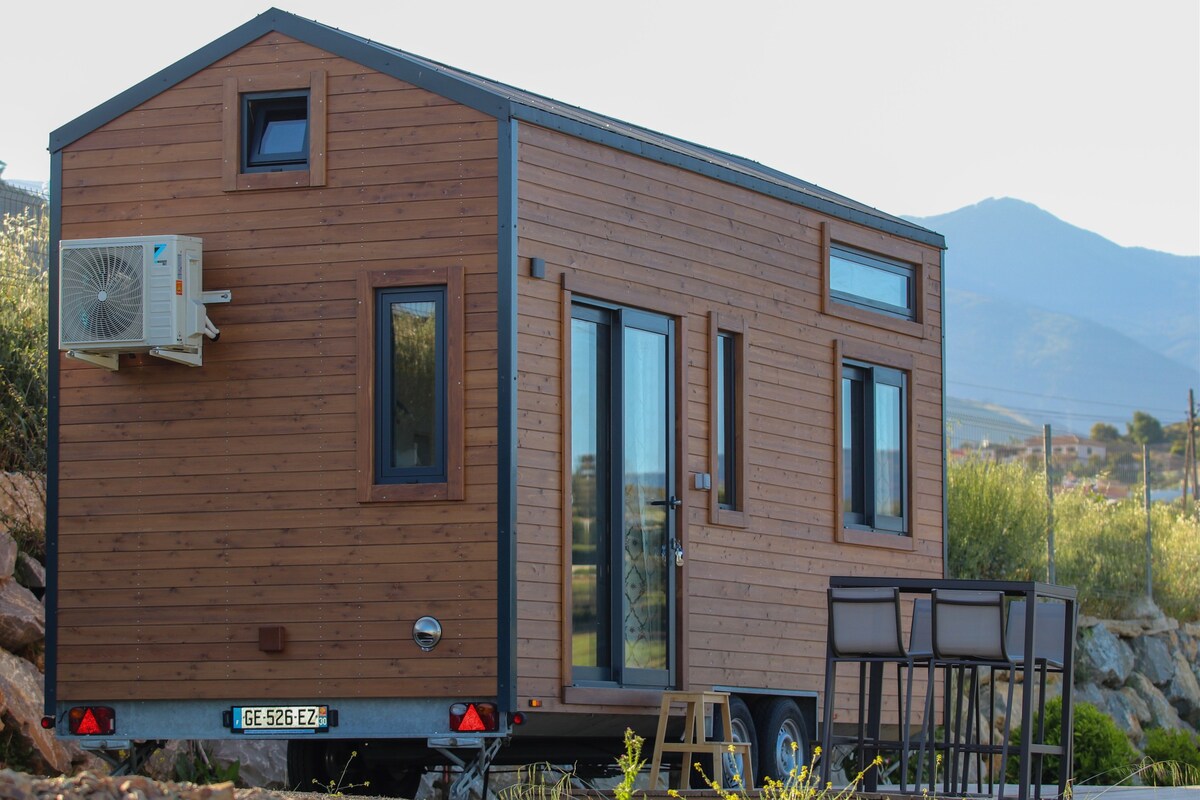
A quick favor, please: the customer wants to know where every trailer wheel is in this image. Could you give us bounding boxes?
[720,696,757,789]
[286,739,326,791]
[753,697,808,783]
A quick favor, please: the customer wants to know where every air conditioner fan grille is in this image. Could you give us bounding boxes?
[61,245,144,344]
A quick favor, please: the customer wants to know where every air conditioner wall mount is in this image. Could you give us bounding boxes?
[58,235,230,370]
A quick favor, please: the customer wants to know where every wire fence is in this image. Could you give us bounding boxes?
[0,183,49,271]
[946,412,1200,620]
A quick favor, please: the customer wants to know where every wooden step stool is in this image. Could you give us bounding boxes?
[649,690,754,790]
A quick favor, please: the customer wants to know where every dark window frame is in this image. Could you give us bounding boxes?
[833,340,916,550]
[222,71,327,192]
[820,221,927,340]
[374,286,447,485]
[708,312,748,527]
[356,267,464,503]
[567,297,677,689]
[241,89,310,173]
[829,243,916,320]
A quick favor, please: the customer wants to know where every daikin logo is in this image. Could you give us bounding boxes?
[153,243,167,263]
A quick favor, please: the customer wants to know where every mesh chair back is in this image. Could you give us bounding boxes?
[828,587,905,657]
[931,589,1007,661]
[909,597,932,657]
[1006,600,1067,668]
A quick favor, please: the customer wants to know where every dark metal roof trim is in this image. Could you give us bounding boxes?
[512,106,945,249]
[49,6,944,249]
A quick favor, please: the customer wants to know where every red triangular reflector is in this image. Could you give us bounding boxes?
[77,709,102,736]
[458,704,486,732]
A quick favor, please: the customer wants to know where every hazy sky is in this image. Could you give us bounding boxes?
[3,0,1198,255]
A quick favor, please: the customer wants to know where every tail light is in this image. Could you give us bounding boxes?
[449,702,498,732]
[68,706,115,736]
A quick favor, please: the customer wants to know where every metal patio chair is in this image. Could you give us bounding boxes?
[820,587,929,792]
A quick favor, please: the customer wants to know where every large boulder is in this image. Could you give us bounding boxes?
[1131,634,1176,686]
[0,578,44,652]
[13,553,45,597]
[1076,623,1135,688]
[0,531,16,578]
[0,648,75,774]
[1165,649,1200,727]
[1106,687,1149,745]
[1128,671,1186,730]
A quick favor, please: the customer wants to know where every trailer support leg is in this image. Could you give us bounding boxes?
[433,738,503,800]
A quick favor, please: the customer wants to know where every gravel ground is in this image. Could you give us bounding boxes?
[0,770,393,800]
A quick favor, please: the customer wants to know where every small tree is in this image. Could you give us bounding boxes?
[1090,422,1120,442]
[1127,411,1165,445]
[0,209,49,557]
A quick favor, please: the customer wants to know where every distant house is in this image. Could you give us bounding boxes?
[1024,434,1106,464]
[0,161,47,220]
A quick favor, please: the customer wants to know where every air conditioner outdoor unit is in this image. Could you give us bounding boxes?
[58,235,230,370]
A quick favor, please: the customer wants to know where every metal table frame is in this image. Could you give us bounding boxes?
[827,577,1077,799]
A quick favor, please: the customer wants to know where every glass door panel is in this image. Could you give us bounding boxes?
[622,325,669,677]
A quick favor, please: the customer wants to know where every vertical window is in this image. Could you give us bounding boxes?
[716,333,736,509]
[377,287,445,484]
[569,301,675,687]
[709,313,747,526]
[242,90,310,172]
[830,244,915,320]
[842,361,907,533]
[356,266,463,503]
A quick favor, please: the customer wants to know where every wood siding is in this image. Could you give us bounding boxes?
[56,34,500,701]
[514,124,943,718]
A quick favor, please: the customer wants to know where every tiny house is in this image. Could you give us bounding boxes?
[46,8,946,793]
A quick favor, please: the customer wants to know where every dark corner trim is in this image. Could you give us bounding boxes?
[496,117,520,713]
[940,248,949,577]
[44,151,62,718]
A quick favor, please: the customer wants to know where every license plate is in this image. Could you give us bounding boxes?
[232,705,328,734]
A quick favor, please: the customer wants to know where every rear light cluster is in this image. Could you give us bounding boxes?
[449,702,497,732]
[68,706,115,736]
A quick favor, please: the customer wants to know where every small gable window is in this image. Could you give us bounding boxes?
[242,91,309,172]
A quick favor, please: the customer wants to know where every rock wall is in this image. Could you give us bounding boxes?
[980,605,1200,755]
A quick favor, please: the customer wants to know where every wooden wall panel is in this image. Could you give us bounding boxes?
[514,124,943,709]
[55,34,500,702]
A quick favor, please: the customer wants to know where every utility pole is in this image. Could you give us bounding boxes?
[1044,424,1056,584]
[1144,444,1153,603]
[1186,389,1197,512]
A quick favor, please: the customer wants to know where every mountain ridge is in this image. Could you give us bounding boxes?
[906,198,1199,431]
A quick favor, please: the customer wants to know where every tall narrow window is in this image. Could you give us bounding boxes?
[376,287,446,484]
[716,332,737,509]
[709,314,747,526]
[842,361,907,533]
[569,301,675,687]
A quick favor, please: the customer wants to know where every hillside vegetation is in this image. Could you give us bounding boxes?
[948,457,1200,620]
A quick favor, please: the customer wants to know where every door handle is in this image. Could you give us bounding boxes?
[650,496,682,509]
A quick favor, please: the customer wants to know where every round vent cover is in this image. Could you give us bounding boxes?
[413,616,442,651]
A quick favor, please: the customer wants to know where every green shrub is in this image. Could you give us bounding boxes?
[948,458,1046,581]
[0,209,48,559]
[1007,698,1136,785]
[947,457,1200,622]
[1141,727,1200,786]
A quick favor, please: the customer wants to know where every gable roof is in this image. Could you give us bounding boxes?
[50,7,944,249]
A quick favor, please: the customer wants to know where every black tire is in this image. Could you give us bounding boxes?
[287,740,377,794]
[720,696,757,790]
[286,739,326,792]
[753,697,809,783]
